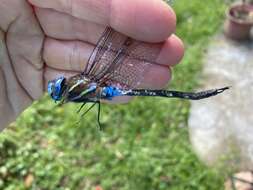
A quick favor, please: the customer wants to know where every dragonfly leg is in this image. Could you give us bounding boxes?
[77,102,103,130]
[97,102,102,130]
[80,103,96,118]
[75,103,96,126]
[77,102,87,113]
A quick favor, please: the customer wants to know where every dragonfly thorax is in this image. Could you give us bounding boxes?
[48,75,98,102]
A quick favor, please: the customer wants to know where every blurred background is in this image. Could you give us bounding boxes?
[1,0,253,189]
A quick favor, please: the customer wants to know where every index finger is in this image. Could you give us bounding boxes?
[28,0,176,42]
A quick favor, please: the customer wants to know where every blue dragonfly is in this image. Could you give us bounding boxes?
[47,27,229,128]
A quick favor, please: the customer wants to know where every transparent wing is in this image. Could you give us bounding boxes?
[104,40,162,89]
[84,27,162,89]
[83,27,128,80]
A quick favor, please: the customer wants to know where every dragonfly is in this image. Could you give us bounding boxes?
[47,27,229,128]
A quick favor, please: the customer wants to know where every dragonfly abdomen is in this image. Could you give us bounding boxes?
[101,86,230,100]
[123,87,230,100]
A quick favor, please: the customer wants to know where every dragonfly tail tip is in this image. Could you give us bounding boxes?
[217,86,231,93]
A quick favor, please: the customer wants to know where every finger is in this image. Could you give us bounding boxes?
[142,65,171,89]
[34,8,105,43]
[35,8,184,65]
[43,36,183,72]
[0,30,32,124]
[29,0,176,42]
[0,66,15,130]
[0,0,44,100]
[44,65,171,91]
[43,38,93,72]
[8,22,44,100]
[0,0,44,69]
[157,35,184,66]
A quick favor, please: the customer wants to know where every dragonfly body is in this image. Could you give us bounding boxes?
[47,27,229,128]
[48,73,229,103]
[48,74,124,103]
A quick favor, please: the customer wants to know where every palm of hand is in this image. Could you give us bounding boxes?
[0,0,183,129]
[0,1,43,128]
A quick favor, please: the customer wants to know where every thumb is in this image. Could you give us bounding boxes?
[0,30,32,130]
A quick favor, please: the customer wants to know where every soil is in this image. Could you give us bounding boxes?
[231,7,253,22]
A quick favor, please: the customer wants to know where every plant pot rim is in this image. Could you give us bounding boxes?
[226,3,253,25]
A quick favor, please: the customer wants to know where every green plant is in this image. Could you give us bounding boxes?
[0,1,232,189]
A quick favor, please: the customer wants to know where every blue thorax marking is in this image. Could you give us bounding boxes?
[102,86,124,100]
[87,83,97,92]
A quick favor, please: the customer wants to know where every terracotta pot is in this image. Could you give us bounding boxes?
[224,3,253,40]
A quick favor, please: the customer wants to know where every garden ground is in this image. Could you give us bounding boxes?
[0,1,233,189]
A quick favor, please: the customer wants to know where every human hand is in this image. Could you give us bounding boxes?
[0,0,184,130]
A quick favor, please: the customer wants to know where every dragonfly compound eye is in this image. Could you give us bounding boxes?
[47,77,66,101]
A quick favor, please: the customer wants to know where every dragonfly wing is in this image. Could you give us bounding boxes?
[84,27,163,89]
[104,40,162,89]
[83,27,128,80]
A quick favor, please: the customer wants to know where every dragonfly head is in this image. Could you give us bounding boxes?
[48,76,66,101]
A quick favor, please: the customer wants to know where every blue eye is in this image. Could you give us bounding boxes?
[47,81,54,95]
[47,77,66,101]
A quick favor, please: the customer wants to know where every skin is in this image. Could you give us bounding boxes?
[0,0,184,130]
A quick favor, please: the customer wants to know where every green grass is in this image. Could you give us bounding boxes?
[0,1,232,189]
